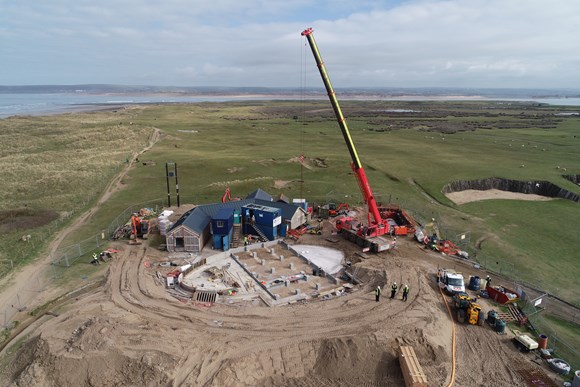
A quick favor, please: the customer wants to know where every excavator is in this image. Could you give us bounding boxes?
[327,202,350,217]
[221,187,241,203]
[129,213,149,244]
[302,28,391,252]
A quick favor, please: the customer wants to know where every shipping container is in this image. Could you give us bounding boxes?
[241,203,281,227]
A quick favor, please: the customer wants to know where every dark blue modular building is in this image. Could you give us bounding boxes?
[212,207,234,251]
[242,203,282,241]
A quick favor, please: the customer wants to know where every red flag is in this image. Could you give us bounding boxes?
[299,154,305,163]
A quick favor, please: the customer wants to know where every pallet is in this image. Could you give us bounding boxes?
[399,346,428,387]
[494,312,515,323]
[508,304,528,325]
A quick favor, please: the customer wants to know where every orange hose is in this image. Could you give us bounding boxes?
[439,286,456,387]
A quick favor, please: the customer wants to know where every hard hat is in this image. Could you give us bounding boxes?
[394,282,397,285]
[377,286,380,289]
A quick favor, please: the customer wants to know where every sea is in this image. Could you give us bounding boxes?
[0,93,265,119]
[1,90,580,119]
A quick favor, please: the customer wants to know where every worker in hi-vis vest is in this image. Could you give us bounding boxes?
[390,282,398,299]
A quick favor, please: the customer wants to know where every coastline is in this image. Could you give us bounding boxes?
[2,92,579,119]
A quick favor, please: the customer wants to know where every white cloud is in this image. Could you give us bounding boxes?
[0,0,579,87]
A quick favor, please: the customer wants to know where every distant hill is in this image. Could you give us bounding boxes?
[0,84,579,99]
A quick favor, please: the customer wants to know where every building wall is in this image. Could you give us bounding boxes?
[166,225,203,252]
[289,209,308,229]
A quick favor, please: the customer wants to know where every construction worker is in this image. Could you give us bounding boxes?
[375,286,381,302]
[390,282,398,299]
[91,253,100,265]
[244,235,248,246]
[402,284,409,301]
[485,275,492,288]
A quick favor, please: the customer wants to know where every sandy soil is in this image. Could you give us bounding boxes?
[445,189,554,205]
[0,226,562,386]
[0,132,564,385]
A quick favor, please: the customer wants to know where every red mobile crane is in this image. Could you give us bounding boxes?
[302,28,391,252]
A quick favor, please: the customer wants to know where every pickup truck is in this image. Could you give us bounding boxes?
[438,269,466,295]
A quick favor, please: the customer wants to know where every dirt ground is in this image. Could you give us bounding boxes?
[445,189,554,205]
[0,219,565,386]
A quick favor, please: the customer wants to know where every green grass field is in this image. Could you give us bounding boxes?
[0,108,154,278]
[1,101,578,302]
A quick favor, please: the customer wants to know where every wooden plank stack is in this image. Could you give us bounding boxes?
[399,346,428,387]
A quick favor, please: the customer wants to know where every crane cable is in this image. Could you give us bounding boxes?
[439,286,457,387]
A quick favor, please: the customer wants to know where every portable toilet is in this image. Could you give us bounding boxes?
[233,209,241,225]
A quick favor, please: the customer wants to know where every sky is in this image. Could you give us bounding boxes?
[1,0,579,89]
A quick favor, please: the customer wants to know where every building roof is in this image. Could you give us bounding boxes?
[274,193,290,204]
[255,199,306,220]
[245,188,272,201]
[168,190,305,235]
[170,207,209,235]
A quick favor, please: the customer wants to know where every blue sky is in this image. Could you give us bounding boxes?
[1,0,579,88]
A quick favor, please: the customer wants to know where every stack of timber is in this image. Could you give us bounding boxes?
[399,346,428,387]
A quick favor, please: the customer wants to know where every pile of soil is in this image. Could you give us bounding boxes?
[1,234,560,386]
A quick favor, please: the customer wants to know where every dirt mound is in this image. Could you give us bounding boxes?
[8,333,172,387]
[287,156,328,170]
[314,336,402,384]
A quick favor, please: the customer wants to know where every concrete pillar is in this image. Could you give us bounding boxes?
[252,251,257,258]
[261,259,265,266]
[285,280,289,287]
[279,255,284,261]
[271,267,275,274]
[295,289,301,295]
[289,263,295,270]
[316,283,321,290]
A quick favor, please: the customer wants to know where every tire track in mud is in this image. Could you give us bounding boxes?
[79,237,534,386]
[105,245,446,386]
